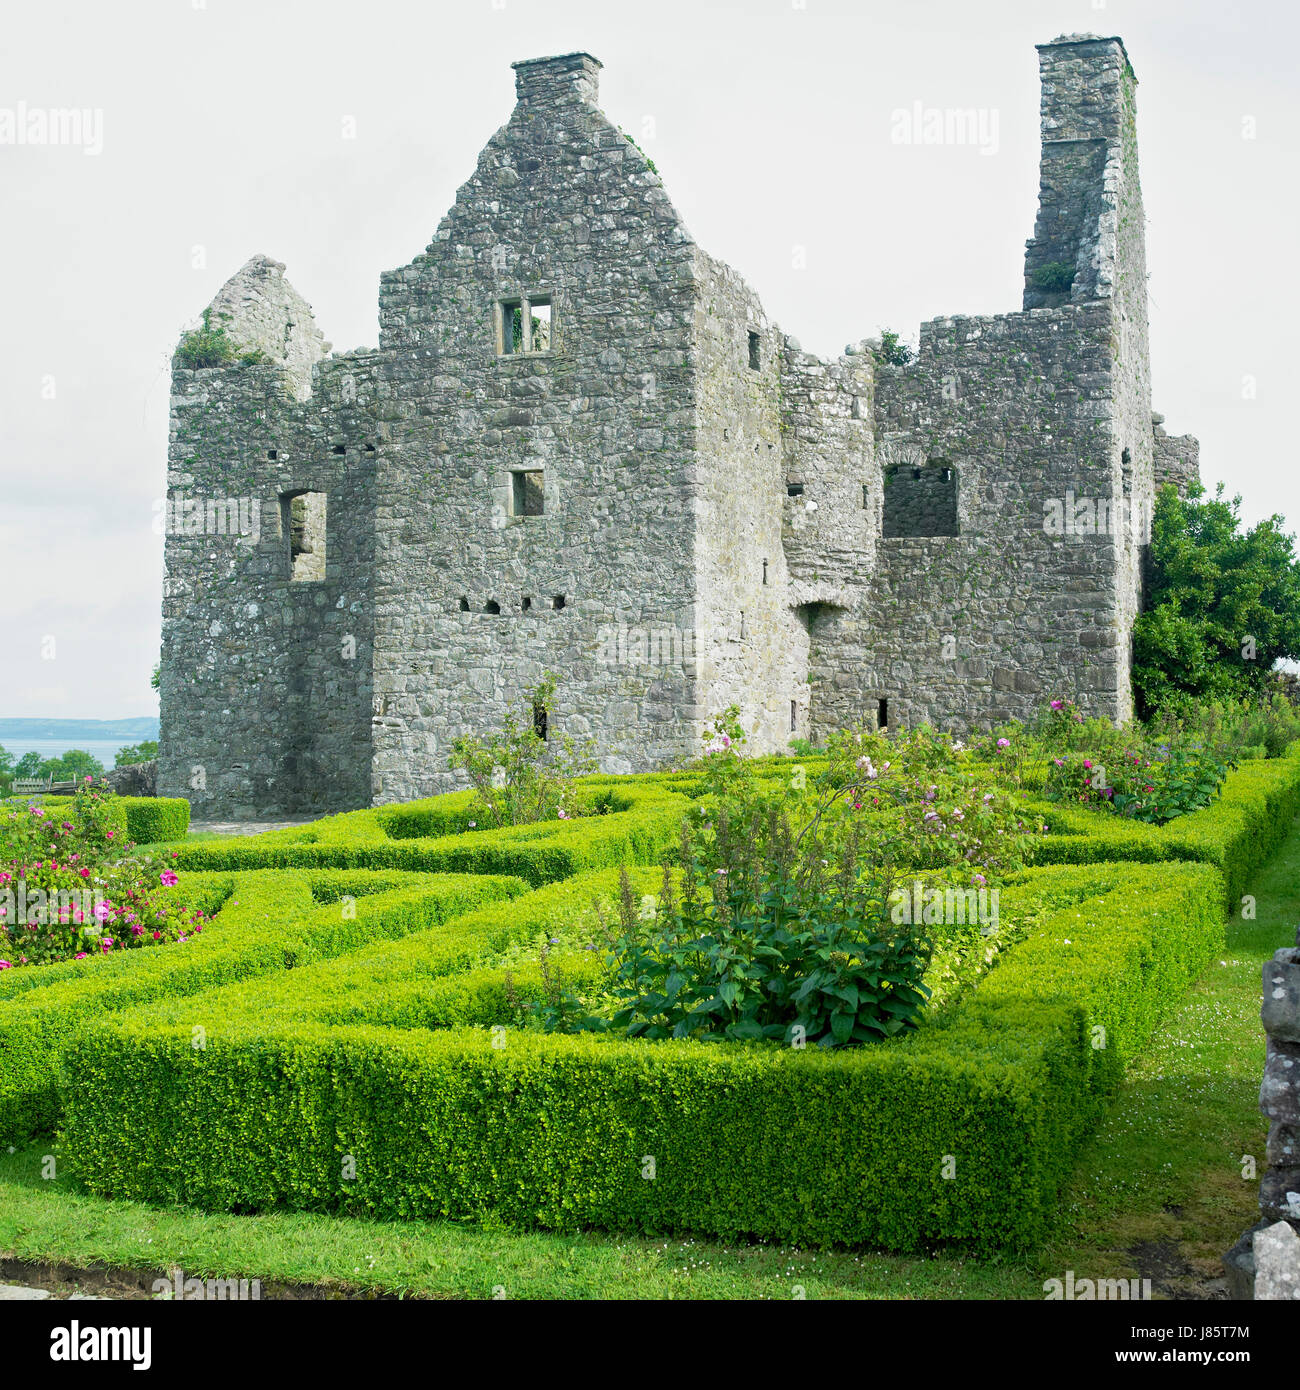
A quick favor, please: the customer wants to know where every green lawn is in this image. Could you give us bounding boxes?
[2,818,1293,1300]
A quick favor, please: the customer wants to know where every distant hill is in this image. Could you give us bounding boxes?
[0,717,159,742]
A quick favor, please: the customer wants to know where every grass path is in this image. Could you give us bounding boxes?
[2,820,1295,1300]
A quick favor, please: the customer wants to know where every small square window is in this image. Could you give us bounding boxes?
[511,469,545,517]
[787,483,804,497]
[498,295,552,354]
[552,594,566,610]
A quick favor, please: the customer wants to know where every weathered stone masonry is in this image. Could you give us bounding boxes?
[159,35,1200,815]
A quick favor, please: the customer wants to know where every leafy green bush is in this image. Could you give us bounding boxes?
[114,742,158,767]
[1031,261,1075,294]
[174,309,270,369]
[1133,483,1300,714]
[447,673,597,827]
[1045,743,1231,824]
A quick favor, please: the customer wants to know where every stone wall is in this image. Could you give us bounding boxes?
[158,35,1199,813]
[1224,931,1300,1300]
[367,52,703,799]
[1153,414,1201,497]
[158,266,376,817]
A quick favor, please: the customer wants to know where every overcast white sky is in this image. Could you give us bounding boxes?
[2,0,1296,720]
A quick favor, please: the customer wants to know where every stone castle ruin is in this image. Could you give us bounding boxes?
[159,34,1201,816]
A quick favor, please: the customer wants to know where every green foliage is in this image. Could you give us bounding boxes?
[57,859,1225,1254]
[114,741,158,767]
[1031,260,1075,294]
[10,748,106,785]
[173,309,271,370]
[448,673,597,828]
[0,867,527,1142]
[873,329,914,367]
[13,718,1300,1254]
[122,796,189,844]
[1133,483,1300,714]
[1045,743,1231,825]
[0,782,198,970]
[150,662,160,692]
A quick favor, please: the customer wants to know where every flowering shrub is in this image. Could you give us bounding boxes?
[524,718,1038,1048]
[1045,743,1231,824]
[448,673,597,828]
[0,781,201,969]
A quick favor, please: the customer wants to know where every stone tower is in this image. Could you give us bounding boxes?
[158,36,1197,817]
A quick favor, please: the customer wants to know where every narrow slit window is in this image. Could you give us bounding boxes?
[281,491,326,582]
[521,596,532,611]
[533,700,548,741]
[762,558,768,585]
[501,299,524,354]
[877,698,889,729]
[862,484,870,509]
[511,469,545,517]
[529,299,552,352]
[748,331,760,370]
[790,700,797,733]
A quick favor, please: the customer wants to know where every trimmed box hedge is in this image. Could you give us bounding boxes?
[15,740,1300,1251]
[60,861,1224,1253]
[160,784,690,886]
[0,868,527,1143]
[1026,745,1300,904]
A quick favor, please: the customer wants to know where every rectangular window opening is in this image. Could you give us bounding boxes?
[786,484,804,497]
[748,331,760,370]
[529,298,552,352]
[533,701,548,741]
[521,595,532,611]
[500,299,524,354]
[552,594,566,610]
[790,700,797,733]
[458,596,470,611]
[511,469,545,517]
[862,484,870,509]
[281,491,326,582]
[877,698,889,729]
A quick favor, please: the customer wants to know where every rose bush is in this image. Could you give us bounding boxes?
[0,780,203,969]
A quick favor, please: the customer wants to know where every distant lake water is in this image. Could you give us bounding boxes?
[1,738,141,766]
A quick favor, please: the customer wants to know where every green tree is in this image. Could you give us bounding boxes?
[14,752,44,780]
[0,744,13,796]
[115,740,159,767]
[32,750,107,784]
[1133,483,1300,715]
